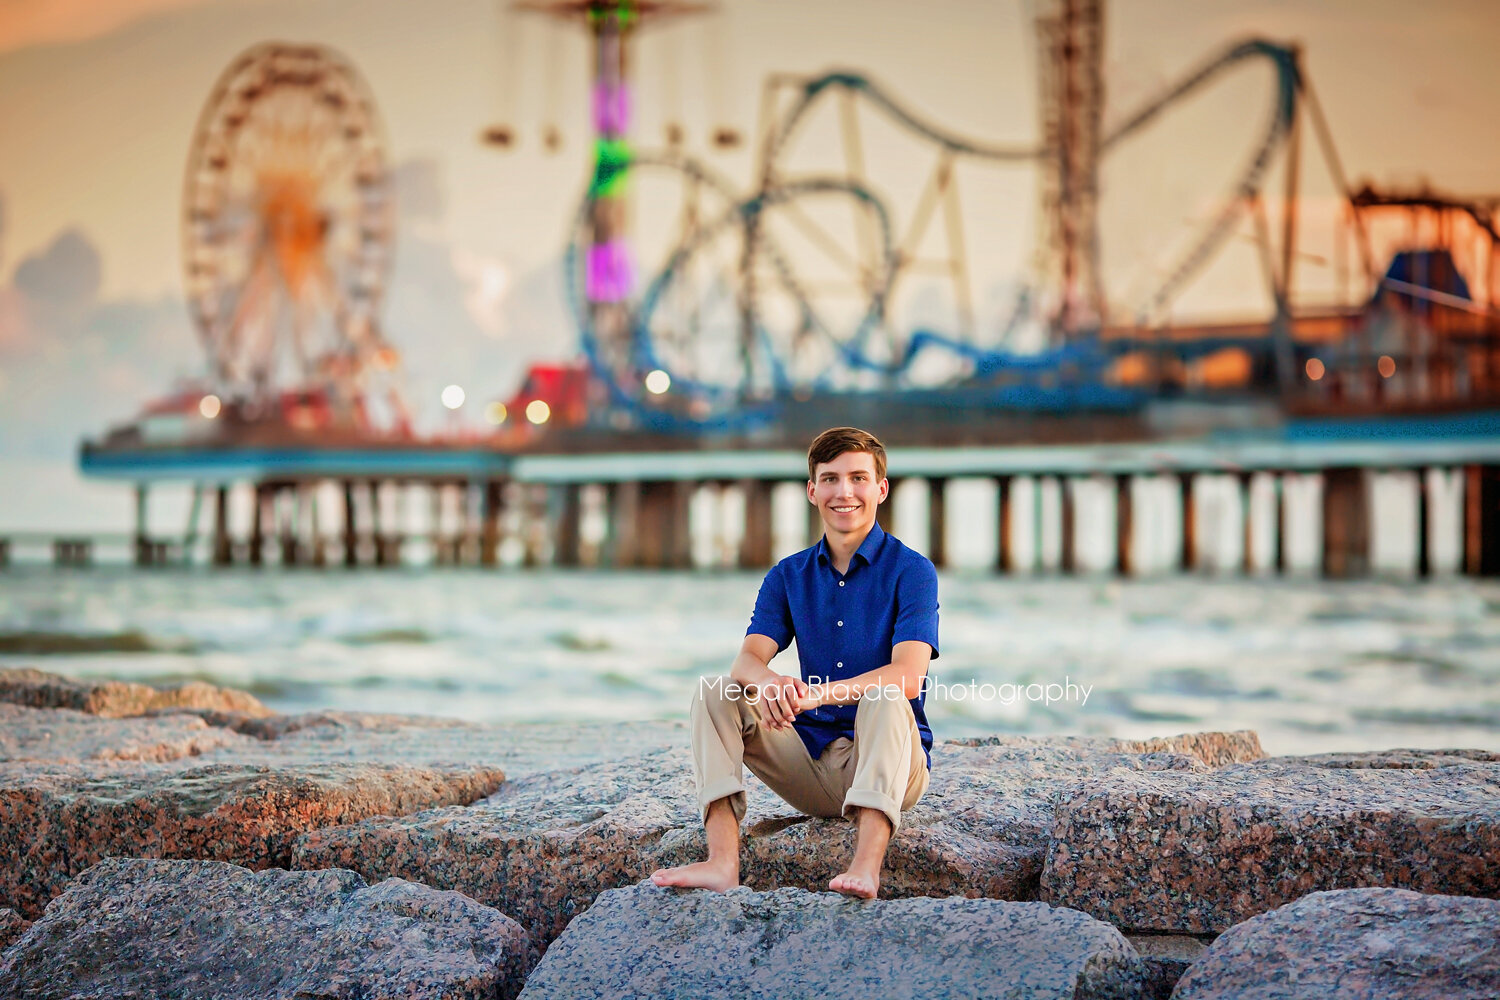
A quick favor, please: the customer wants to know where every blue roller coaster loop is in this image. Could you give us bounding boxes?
[564,39,1305,433]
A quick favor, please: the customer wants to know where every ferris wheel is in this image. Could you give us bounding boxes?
[181,43,396,409]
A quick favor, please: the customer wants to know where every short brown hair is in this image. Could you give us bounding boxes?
[807,426,887,481]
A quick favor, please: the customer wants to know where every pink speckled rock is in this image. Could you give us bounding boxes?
[0,667,270,718]
[951,730,1265,769]
[1171,887,1500,999]
[1110,731,1264,769]
[1040,752,1500,933]
[173,707,477,741]
[517,880,1144,1000]
[0,858,536,999]
[0,907,28,954]
[186,708,684,778]
[0,703,255,763]
[0,760,505,918]
[294,733,1254,949]
[1296,748,1500,769]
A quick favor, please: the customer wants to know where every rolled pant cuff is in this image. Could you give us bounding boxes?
[842,788,903,835]
[698,778,746,824]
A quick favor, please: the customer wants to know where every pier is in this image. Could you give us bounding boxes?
[44,409,1500,577]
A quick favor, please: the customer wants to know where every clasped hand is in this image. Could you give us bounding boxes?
[755,676,817,730]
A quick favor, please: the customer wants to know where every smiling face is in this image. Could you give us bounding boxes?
[807,449,888,540]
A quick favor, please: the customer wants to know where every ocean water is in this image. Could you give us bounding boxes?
[0,566,1497,757]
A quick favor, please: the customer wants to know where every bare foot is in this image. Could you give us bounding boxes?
[828,868,879,899]
[650,860,739,891]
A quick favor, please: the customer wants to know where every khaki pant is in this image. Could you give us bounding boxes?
[690,676,930,834]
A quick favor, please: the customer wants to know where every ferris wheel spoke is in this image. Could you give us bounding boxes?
[210,249,265,375]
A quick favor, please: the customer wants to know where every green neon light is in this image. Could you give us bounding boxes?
[591,138,631,198]
[587,2,636,29]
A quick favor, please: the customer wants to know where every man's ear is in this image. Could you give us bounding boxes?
[878,478,889,503]
[806,479,816,504]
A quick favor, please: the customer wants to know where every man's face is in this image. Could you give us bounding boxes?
[807,450,887,536]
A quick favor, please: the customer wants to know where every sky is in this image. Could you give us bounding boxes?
[0,0,1497,530]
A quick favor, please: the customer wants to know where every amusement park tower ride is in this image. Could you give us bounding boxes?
[514,1,712,393]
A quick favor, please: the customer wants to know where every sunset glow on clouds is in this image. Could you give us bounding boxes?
[0,0,255,53]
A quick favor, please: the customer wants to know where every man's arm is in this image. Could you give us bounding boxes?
[802,639,932,707]
[730,633,808,730]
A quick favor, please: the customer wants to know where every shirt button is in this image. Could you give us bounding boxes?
[837,621,843,627]
[838,581,845,587]
[836,662,843,668]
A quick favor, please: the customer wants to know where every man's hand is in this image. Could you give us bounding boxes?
[755,674,811,730]
[729,634,819,731]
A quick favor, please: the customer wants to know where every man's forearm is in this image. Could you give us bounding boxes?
[729,649,781,689]
[811,662,927,705]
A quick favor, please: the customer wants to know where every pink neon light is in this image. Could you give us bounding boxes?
[592,81,631,136]
[586,240,634,303]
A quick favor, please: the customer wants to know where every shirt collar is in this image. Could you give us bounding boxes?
[816,521,887,569]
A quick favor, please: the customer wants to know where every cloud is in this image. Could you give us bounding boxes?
[0,209,194,456]
[450,247,511,338]
[12,229,100,307]
[392,159,445,228]
[0,289,196,458]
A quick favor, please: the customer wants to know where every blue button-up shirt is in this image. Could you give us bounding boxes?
[747,522,939,767]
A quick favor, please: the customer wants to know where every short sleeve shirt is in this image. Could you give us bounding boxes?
[747,522,939,767]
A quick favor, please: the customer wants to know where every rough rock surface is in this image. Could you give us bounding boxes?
[0,907,28,954]
[952,730,1265,769]
[0,666,269,718]
[518,880,1143,1000]
[1125,935,1206,1000]
[1171,887,1500,1000]
[1110,731,1264,768]
[0,671,681,921]
[0,858,536,1000]
[1041,752,1500,933]
[169,707,478,741]
[1,670,683,776]
[1297,747,1500,769]
[0,760,505,918]
[0,703,254,763]
[295,732,1259,948]
[199,711,685,777]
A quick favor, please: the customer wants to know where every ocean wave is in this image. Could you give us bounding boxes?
[551,632,614,652]
[0,630,195,655]
[338,628,438,646]
[1352,705,1500,728]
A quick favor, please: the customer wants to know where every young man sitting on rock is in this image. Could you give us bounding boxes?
[651,426,938,899]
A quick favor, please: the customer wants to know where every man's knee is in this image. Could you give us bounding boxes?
[692,675,754,722]
[853,688,916,728]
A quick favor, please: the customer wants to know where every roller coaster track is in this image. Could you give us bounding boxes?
[568,37,1312,428]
